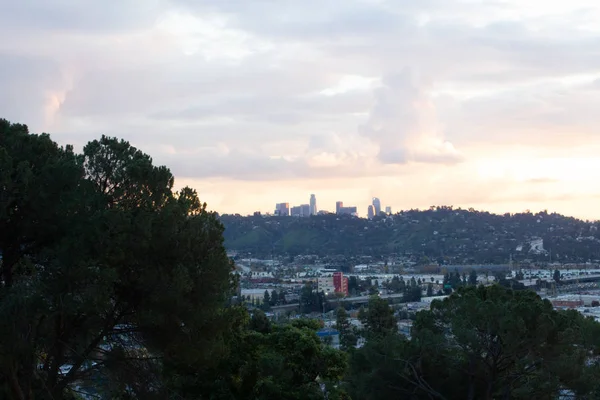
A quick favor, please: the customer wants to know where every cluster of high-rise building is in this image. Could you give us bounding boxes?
[275,194,318,217]
[272,195,390,218]
[367,197,392,219]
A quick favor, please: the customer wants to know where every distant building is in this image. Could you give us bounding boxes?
[339,206,357,216]
[336,201,343,214]
[310,194,317,216]
[274,203,290,216]
[301,204,310,217]
[291,206,302,217]
[552,299,584,309]
[333,272,349,296]
[318,272,349,296]
[367,205,375,219]
[372,197,381,215]
[385,206,392,215]
[318,277,336,294]
[290,204,311,217]
[253,211,262,217]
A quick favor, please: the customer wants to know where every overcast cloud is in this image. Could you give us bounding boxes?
[1,0,600,218]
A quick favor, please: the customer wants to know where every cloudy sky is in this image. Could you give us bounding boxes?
[2,0,600,219]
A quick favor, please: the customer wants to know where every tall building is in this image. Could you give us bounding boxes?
[336,201,343,214]
[291,204,311,217]
[333,272,349,296]
[318,272,349,296]
[367,205,375,219]
[300,204,310,217]
[372,197,381,215]
[339,206,357,216]
[274,203,290,216]
[317,276,336,294]
[310,194,317,216]
[291,205,302,217]
[385,206,392,215]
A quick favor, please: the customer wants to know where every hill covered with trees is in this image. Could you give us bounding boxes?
[220,209,600,264]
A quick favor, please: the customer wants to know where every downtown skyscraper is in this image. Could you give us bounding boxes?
[372,197,381,216]
[309,194,317,216]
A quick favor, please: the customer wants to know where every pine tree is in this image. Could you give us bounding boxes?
[263,290,272,311]
[468,269,478,285]
[335,307,357,351]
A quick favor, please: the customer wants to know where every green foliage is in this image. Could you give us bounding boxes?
[347,285,600,399]
[335,308,357,351]
[554,268,561,283]
[0,120,237,399]
[269,289,278,306]
[290,318,322,332]
[182,315,347,399]
[0,119,82,287]
[403,286,422,302]
[262,290,271,311]
[358,297,397,339]
[468,269,477,285]
[299,283,328,314]
[249,310,271,334]
[426,283,434,297]
[387,276,406,293]
[348,276,359,295]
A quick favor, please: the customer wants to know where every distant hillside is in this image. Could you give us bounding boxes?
[219,207,600,264]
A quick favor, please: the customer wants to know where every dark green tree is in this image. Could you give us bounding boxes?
[278,290,287,305]
[0,124,240,399]
[300,283,316,314]
[347,285,600,400]
[410,285,600,399]
[206,318,347,400]
[270,289,278,306]
[348,276,359,295]
[262,290,271,311]
[0,119,82,288]
[404,286,422,302]
[553,268,561,283]
[468,269,477,286]
[249,310,271,334]
[426,283,434,297]
[345,333,443,400]
[335,307,357,351]
[358,297,397,338]
[515,270,524,280]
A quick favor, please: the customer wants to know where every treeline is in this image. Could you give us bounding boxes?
[220,207,600,263]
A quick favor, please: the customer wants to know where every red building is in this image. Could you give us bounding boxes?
[333,272,349,296]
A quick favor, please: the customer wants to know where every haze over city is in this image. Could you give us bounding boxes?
[2,0,600,219]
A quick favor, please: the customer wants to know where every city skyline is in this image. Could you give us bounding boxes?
[269,194,392,218]
[2,1,600,220]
